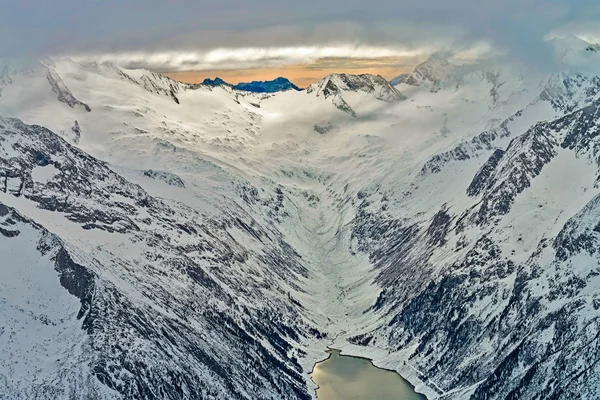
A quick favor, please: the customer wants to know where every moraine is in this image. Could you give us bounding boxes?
[311,349,427,400]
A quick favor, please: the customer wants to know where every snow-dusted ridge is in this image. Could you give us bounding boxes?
[307,73,406,117]
[2,39,600,399]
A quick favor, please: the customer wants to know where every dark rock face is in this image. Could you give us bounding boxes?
[471,99,600,225]
[426,206,453,247]
[71,120,82,143]
[310,79,357,117]
[314,121,336,134]
[586,44,600,52]
[560,100,600,155]
[46,67,91,112]
[334,74,406,102]
[466,149,505,197]
[0,225,20,237]
[554,192,600,262]
[117,69,185,104]
[0,116,316,399]
[143,169,186,188]
[472,123,558,224]
[351,193,600,399]
[319,80,340,99]
[52,247,96,320]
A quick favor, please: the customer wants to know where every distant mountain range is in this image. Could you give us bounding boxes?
[388,73,408,86]
[202,76,301,93]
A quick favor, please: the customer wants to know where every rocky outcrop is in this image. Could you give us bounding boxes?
[143,169,186,187]
[539,73,600,113]
[46,67,91,112]
[313,121,336,134]
[116,68,185,104]
[469,122,558,224]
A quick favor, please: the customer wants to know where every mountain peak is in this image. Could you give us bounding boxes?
[202,77,231,87]
[404,55,456,86]
[309,73,405,102]
[549,35,600,74]
[307,73,405,117]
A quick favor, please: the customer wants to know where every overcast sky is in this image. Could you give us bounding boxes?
[3,0,600,73]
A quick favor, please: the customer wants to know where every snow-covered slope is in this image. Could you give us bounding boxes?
[2,46,600,400]
[550,36,600,75]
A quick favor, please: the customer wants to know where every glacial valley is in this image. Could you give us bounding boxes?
[2,36,600,399]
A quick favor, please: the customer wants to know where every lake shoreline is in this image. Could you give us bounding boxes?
[311,342,443,400]
[310,347,428,400]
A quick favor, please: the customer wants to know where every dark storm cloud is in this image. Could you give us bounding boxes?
[2,0,599,70]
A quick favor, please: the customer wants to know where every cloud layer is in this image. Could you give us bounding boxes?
[4,0,600,72]
[70,44,433,72]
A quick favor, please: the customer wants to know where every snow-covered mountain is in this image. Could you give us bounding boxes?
[2,40,600,399]
[306,73,405,117]
[403,55,456,89]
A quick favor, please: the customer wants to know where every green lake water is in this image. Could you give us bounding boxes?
[311,349,427,400]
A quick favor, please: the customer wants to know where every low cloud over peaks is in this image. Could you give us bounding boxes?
[4,0,600,73]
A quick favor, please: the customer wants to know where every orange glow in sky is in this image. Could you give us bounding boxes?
[163,56,420,87]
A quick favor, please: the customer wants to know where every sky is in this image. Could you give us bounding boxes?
[3,1,600,85]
